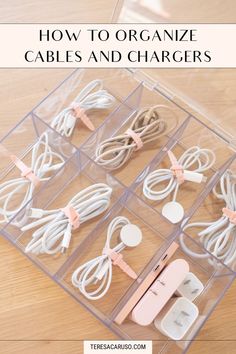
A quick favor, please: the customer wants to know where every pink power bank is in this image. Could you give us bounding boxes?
[114,242,179,325]
[130,259,189,326]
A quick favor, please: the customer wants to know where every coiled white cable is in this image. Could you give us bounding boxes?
[95,105,178,170]
[0,132,65,227]
[50,80,115,137]
[143,146,216,202]
[180,170,236,270]
[71,216,142,301]
[22,183,112,255]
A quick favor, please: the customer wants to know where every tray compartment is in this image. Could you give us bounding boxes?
[33,68,141,147]
[105,233,234,347]
[0,114,76,229]
[181,155,236,271]
[130,115,236,224]
[81,81,189,186]
[56,191,176,318]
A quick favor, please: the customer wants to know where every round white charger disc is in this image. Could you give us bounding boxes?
[162,201,184,224]
[120,224,142,247]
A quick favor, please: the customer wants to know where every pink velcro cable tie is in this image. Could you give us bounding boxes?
[11,155,40,187]
[126,128,143,150]
[222,207,236,224]
[167,150,185,184]
[70,103,95,131]
[62,205,80,230]
[103,247,138,280]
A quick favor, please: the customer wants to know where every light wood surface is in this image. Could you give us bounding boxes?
[0,1,236,354]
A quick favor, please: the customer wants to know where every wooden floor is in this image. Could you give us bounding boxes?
[0,1,236,354]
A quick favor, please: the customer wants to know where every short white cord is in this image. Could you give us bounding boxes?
[50,80,115,137]
[22,183,112,255]
[180,170,236,269]
[71,216,142,301]
[95,105,178,170]
[0,132,65,227]
[143,146,216,202]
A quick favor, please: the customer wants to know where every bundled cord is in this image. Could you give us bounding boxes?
[95,105,178,170]
[143,146,216,223]
[22,183,112,255]
[0,132,65,226]
[71,216,142,300]
[50,80,115,137]
[143,146,216,201]
[180,170,236,270]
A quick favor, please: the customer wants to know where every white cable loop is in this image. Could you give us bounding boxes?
[143,146,216,202]
[71,216,137,301]
[0,132,65,227]
[180,170,236,270]
[22,183,112,255]
[95,105,178,170]
[50,80,115,137]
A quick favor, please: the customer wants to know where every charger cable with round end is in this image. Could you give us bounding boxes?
[0,132,65,227]
[71,216,142,301]
[22,183,112,255]
[180,170,236,270]
[95,105,178,170]
[143,146,216,224]
[50,80,115,137]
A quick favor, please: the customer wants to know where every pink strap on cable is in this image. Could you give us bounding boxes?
[70,103,95,131]
[126,128,143,150]
[222,207,236,224]
[62,205,80,230]
[167,150,185,184]
[103,248,138,280]
[11,155,40,187]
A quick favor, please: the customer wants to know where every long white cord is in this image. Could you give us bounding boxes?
[95,105,178,170]
[180,170,236,270]
[22,183,112,255]
[143,146,216,202]
[0,132,65,227]
[50,80,115,137]
[71,216,141,301]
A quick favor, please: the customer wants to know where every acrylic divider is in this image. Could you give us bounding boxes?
[33,68,142,147]
[81,81,189,186]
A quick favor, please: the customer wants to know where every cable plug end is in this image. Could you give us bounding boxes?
[61,226,72,252]
[95,261,109,281]
[41,162,64,174]
[66,114,77,130]
[184,170,206,184]
[28,208,45,219]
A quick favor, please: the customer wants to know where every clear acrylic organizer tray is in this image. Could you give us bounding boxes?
[0,68,236,354]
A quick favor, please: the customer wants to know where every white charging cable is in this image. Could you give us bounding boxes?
[143,146,216,223]
[95,105,178,170]
[180,170,236,270]
[22,183,112,255]
[0,132,65,227]
[71,216,142,301]
[50,80,115,137]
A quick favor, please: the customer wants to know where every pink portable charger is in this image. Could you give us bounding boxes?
[114,242,179,325]
[131,259,189,326]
